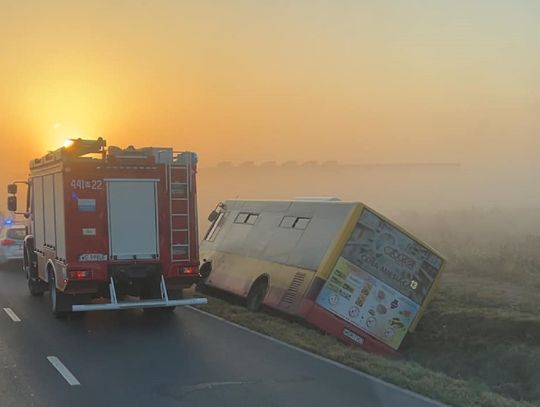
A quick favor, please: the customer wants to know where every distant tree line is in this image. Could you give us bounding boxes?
[204,161,460,170]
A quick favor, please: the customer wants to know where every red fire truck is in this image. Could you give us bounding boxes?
[7,138,206,317]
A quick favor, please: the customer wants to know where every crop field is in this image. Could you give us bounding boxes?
[195,207,540,407]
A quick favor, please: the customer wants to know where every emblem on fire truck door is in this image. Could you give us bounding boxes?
[78,199,96,212]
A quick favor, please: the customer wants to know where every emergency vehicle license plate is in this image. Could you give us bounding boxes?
[79,253,108,262]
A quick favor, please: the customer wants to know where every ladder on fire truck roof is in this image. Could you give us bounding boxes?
[169,153,194,263]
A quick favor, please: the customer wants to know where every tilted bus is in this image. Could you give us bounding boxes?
[200,199,445,355]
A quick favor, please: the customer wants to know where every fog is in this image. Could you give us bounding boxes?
[196,162,540,251]
[4,157,540,260]
[1,1,539,259]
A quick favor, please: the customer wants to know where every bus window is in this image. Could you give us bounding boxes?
[279,216,296,228]
[279,216,311,229]
[246,214,259,225]
[234,212,259,225]
[234,213,250,223]
[293,217,310,230]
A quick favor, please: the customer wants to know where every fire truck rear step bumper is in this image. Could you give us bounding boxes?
[71,298,207,312]
[71,275,207,312]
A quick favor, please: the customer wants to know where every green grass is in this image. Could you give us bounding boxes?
[402,263,540,405]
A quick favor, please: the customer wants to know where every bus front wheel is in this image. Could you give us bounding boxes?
[246,279,268,312]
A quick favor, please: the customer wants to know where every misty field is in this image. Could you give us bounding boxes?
[398,208,540,405]
[195,207,540,407]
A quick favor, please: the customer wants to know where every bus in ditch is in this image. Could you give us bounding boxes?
[199,199,445,355]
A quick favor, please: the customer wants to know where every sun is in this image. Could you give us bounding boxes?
[63,139,75,148]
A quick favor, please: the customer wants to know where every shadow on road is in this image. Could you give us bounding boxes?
[52,301,184,338]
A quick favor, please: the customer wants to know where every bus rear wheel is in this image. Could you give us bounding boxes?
[246,279,268,312]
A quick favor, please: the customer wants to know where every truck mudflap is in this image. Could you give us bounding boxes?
[71,275,207,312]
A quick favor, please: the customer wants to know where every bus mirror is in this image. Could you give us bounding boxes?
[7,184,17,194]
[208,210,219,222]
[7,196,17,212]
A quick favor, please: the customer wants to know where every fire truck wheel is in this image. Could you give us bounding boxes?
[28,276,45,297]
[142,286,180,313]
[26,253,45,297]
[22,247,28,273]
[246,278,268,312]
[49,272,69,318]
[157,289,183,313]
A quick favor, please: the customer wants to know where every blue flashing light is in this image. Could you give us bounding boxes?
[4,219,13,225]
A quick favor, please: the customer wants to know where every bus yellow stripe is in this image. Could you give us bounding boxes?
[313,203,364,282]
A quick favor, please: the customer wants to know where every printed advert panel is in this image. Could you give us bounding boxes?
[317,257,419,350]
[341,209,443,305]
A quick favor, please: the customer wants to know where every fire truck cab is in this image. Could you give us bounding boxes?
[7,138,206,317]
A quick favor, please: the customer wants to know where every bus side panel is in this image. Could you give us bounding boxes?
[205,251,263,297]
[265,267,315,314]
[205,251,316,315]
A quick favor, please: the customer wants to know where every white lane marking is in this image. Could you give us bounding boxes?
[3,307,21,322]
[46,356,81,386]
[187,306,449,407]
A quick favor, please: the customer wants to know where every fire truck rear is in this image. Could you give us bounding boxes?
[7,138,206,317]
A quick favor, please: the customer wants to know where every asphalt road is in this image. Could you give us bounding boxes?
[0,262,446,407]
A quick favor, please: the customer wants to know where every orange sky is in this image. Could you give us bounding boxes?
[1,1,539,204]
